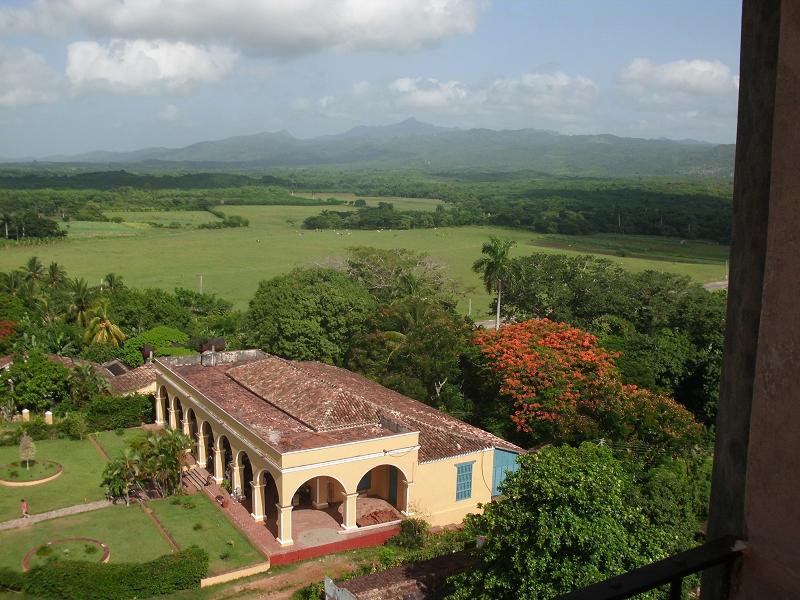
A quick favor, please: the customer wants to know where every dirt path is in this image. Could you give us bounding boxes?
[202,553,362,600]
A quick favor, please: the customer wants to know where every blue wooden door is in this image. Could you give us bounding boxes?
[492,449,520,496]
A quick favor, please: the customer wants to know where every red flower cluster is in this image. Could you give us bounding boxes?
[474,319,700,448]
[0,320,14,343]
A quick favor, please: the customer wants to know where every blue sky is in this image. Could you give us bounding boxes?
[0,1,742,157]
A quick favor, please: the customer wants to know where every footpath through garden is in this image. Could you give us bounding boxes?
[0,499,112,532]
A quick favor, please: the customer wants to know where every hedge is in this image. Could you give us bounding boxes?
[0,567,24,592]
[84,394,153,432]
[23,546,208,599]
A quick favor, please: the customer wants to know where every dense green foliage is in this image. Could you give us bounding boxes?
[21,545,207,599]
[122,325,192,367]
[448,444,707,600]
[499,253,725,423]
[6,351,71,412]
[84,394,153,431]
[102,429,191,502]
[246,267,376,365]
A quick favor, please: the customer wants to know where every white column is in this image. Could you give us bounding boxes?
[168,407,177,430]
[196,434,207,466]
[277,504,294,546]
[213,448,224,482]
[155,397,165,425]
[231,464,244,494]
[181,417,190,437]
[401,480,415,516]
[342,492,358,531]
[311,477,329,509]
[251,481,265,522]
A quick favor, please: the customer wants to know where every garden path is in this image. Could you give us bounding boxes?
[0,499,112,532]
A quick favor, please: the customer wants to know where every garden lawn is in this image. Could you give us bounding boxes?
[0,504,171,571]
[92,427,148,459]
[149,494,264,576]
[0,437,108,522]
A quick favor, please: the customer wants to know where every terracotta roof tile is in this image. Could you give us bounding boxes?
[164,353,523,461]
[109,363,157,394]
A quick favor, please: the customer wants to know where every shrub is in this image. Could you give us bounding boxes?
[84,394,152,431]
[292,581,324,600]
[122,326,191,368]
[218,551,230,561]
[192,523,203,531]
[0,567,24,592]
[389,518,429,550]
[84,544,99,555]
[23,545,208,599]
[59,412,88,440]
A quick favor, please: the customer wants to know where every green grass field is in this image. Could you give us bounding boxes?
[293,192,444,211]
[0,203,729,317]
[91,427,148,459]
[149,494,263,576]
[0,505,172,570]
[0,437,107,522]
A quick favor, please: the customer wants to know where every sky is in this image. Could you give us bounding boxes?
[0,0,743,158]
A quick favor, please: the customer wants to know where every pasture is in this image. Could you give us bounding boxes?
[0,203,729,317]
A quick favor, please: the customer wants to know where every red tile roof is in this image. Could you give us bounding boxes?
[109,363,157,395]
[164,353,522,462]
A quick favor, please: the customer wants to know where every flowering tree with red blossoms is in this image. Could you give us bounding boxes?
[474,319,701,450]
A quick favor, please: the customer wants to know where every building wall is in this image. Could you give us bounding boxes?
[412,449,495,527]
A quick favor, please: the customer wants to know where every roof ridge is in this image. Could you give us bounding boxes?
[303,361,521,451]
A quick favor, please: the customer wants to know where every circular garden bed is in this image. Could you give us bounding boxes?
[0,460,63,486]
[22,538,110,571]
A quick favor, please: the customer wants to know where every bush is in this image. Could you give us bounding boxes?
[292,581,324,600]
[59,412,88,440]
[84,394,152,431]
[389,518,429,550]
[0,567,24,592]
[0,417,59,446]
[23,545,208,599]
[122,326,191,367]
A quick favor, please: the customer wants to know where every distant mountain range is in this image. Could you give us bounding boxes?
[22,119,734,177]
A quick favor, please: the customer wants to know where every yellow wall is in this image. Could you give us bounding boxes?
[411,449,494,527]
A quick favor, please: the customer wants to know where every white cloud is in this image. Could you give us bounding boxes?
[614,58,738,140]
[618,58,739,105]
[317,71,599,128]
[66,39,238,94]
[0,45,60,107]
[0,0,482,57]
[389,77,469,108]
[158,103,179,121]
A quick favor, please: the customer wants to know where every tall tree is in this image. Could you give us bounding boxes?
[472,237,516,330]
[102,273,125,293]
[67,277,95,327]
[84,298,126,347]
[44,262,67,289]
[448,444,666,600]
[22,257,44,286]
[19,433,36,470]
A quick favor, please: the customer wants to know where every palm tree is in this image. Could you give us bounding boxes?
[0,213,12,239]
[472,237,516,330]
[0,270,24,296]
[68,363,110,408]
[102,273,125,293]
[84,298,126,347]
[44,262,67,289]
[67,277,95,327]
[22,256,44,286]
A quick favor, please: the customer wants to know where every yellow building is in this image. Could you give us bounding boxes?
[154,350,522,547]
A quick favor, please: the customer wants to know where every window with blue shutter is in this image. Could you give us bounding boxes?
[455,462,474,501]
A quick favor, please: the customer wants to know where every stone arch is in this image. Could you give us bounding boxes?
[254,468,281,537]
[351,463,410,524]
[184,408,198,450]
[156,386,169,426]
[172,397,184,431]
[198,420,214,470]
[232,450,255,511]
[214,433,234,483]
